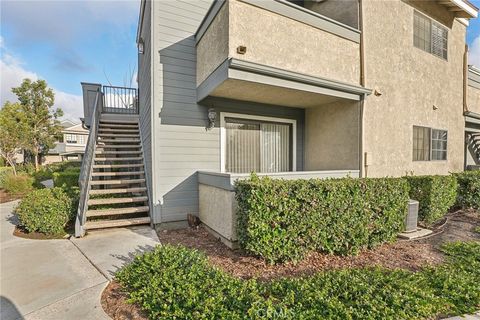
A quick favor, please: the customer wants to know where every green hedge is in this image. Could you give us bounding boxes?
[117,242,480,320]
[405,175,458,225]
[15,187,74,235]
[455,171,480,210]
[235,175,409,263]
[52,167,80,190]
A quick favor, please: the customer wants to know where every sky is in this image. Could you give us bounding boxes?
[0,0,139,122]
[0,0,480,123]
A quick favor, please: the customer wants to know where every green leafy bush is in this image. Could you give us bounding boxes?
[15,187,74,235]
[117,242,480,320]
[405,175,458,225]
[455,171,480,210]
[52,167,80,190]
[1,172,34,194]
[235,175,409,263]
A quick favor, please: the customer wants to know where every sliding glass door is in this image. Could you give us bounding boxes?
[225,117,292,173]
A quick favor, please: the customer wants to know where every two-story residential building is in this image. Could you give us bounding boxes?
[75,0,478,239]
[46,120,89,163]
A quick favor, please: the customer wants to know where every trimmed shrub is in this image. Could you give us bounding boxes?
[405,175,458,225]
[455,171,480,210]
[52,167,80,190]
[235,175,410,263]
[117,242,480,320]
[1,172,34,195]
[15,187,74,235]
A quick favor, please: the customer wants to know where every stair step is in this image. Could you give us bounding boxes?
[97,139,140,143]
[89,187,147,195]
[98,128,139,133]
[92,171,145,177]
[98,133,139,138]
[85,216,150,229]
[93,164,144,169]
[99,119,138,124]
[95,150,142,155]
[90,178,145,186]
[99,124,138,129]
[87,196,148,206]
[96,145,141,149]
[87,206,149,217]
[95,157,143,162]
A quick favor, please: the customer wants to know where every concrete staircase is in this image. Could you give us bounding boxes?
[84,118,150,231]
[467,133,480,163]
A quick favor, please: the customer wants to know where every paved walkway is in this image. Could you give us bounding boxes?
[0,200,160,320]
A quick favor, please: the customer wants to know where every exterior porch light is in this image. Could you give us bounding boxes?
[138,38,145,54]
[207,108,216,130]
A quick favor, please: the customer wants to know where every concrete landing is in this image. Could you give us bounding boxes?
[71,225,160,280]
[0,200,159,320]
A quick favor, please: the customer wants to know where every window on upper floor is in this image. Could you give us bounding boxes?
[414,11,448,60]
[286,0,359,29]
[413,126,448,161]
[65,134,77,144]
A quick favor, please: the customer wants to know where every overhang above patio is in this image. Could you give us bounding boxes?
[437,0,478,18]
[197,58,372,108]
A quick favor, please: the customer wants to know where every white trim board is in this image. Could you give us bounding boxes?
[219,112,297,173]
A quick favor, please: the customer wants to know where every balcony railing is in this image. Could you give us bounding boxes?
[102,85,138,114]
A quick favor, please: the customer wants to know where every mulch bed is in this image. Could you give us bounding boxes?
[13,226,70,240]
[102,210,480,319]
[0,189,21,204]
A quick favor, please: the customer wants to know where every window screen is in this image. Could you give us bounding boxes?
[413,126,431,161]
[414,11,448,60]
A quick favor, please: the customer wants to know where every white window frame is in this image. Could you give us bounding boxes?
[220,112,297,173]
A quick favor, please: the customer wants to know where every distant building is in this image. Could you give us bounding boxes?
[45,120,89,164]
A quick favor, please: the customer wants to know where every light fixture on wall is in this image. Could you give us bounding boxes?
[237,45,247,54]
[138,38,145,54]
[207,108,216,130]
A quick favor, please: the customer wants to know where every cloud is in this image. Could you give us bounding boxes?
[53,50,93,73]
[470,35,480,68]
[1,1,139,47]
[1,48,83,123]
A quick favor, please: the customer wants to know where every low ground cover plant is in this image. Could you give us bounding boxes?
[1,172,34,195]
[52,166,80,190]
[15,187,74,235]
[235,175,409,263]
[117,242,480,320]
[405,175,458,225]
[455,170,480,210]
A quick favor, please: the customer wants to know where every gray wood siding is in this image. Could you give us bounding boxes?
[138,0,153,211]
[151,0,305,224]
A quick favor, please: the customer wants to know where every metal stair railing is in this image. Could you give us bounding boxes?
[102,85,138,114]
[75,89,102,237]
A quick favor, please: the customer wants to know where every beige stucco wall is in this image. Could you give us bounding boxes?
[468,86,480,115]
[199,184,237,245]
[362,0,466,177]
[197,0,361,86]
[196,4,229,85]
[227,0,360,85]
[305,100,360,171]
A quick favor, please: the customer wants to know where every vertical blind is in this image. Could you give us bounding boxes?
[225,118,291,173]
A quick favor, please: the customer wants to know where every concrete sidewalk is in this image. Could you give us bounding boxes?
[0,200,159,320]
